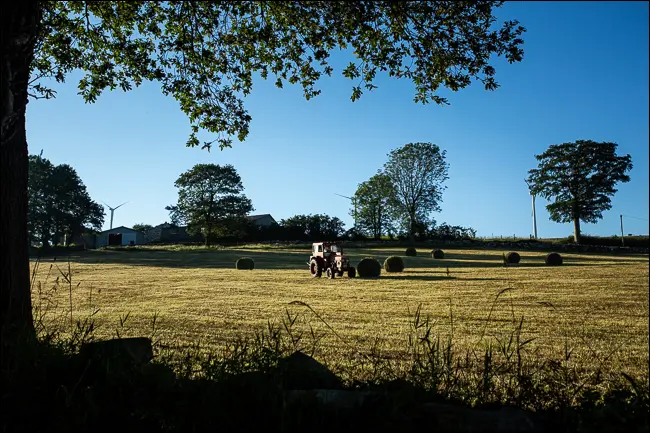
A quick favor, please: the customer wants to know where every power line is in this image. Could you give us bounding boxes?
[621,215,649,221]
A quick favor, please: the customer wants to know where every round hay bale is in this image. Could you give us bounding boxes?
[235,257,255,270]
[405,247,417,257]
[384,256,405,273]
[545,252,563,266]
[505,251,521,264]
[357,258,381,278]
[431,249,445,259]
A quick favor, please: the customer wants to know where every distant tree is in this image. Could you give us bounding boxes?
[3,0,526,350]
[166,164,253,246]
[280,214,345,241]
[526,140,633,244]
[353,172,395,239]
[28,154,104,247]
[132,223,154,233]
[383,143,449,242]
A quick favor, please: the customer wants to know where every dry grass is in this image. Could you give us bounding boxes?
[31,247,649,378]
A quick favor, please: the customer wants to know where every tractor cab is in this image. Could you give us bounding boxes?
[309,242,355,279]
[312,242,342,258]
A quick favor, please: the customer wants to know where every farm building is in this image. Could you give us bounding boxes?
[247,214,277,227]
[95,226,144,247]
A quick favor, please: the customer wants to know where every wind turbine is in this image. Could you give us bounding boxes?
[102,201,128,230]
[335,193,358,228]
[524,180,538,239]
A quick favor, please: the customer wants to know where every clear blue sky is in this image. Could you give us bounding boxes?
[26,1,649,238]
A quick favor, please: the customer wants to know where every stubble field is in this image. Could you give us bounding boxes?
[30,245,649,378]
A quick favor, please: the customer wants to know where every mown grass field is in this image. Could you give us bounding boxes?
[30,246,649,378]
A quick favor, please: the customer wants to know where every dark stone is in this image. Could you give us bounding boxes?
[276,351,343,390]
[411,403,547,433]
[80,337,153,368]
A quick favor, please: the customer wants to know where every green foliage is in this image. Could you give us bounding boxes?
[384,256,405,272]
[405,247,417,257]
[383,143,449,239]
[132,223,153,233]
[505,252,521,264]
[432,249,445,259]
[28,154,104,246]
[235,257,255,270]
[280,214,345,241]
[33,2,526,149]
[353,172,395,239]
[526,140,633,243]
[545,252,563,266]
[356,258,381,278]
[166,164,253,246]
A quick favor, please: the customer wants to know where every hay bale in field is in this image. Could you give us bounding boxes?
[505,251,521,264]
[235,257,255,270]
[384,256,405,273]
[405,247,417,257]
[431,249,445,259]
[357,258,381,278]
[545,252,563,266]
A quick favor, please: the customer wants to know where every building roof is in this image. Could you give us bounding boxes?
[99,226,138,234]
[247,214,275,221]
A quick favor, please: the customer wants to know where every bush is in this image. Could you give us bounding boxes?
[384,256,405,273]
[405,247,417,257]
[505,252,521,264]
[431,249,445,259]
[357,258,381,278]
[235,257,255,270]
[545,252,563,266]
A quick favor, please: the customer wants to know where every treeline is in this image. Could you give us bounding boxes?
[28,154,104,247]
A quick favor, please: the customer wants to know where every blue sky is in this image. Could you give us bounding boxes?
[26,1,649,238]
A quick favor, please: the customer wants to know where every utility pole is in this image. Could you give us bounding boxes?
[620,214,625,247]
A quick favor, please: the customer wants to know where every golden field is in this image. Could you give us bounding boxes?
[30,246,649,377]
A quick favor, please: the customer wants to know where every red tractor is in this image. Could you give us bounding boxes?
[308,242,356,279]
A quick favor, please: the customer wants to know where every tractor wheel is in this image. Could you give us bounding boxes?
[348,267,356,278]
[326,268,335,279]
[310,259,322,278]
[337,269,344,277]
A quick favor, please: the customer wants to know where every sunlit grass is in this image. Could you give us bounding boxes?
[31,247,649,378]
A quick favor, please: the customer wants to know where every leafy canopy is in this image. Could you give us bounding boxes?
[383,142,449,235]
[280,214,345,241]
[166,164,253,244]
[132,223,153,233]
[34,1,525,149]
[353,172,395,239]
[526,140,632,224]
[28,154,104,245]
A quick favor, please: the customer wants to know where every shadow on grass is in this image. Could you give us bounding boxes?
[35,248,645,271]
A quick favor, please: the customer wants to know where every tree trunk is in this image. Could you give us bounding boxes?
[573,218,581,244]
[1,2,41,353]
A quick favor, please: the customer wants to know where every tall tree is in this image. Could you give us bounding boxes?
[526,140,633,244]
[353,172,395,239]
[132,223,154,233]
[383,143,449,241]
[166,164,253,246]
[28,154,104,247]
[2,2,525,343]
[280,214,345,241]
